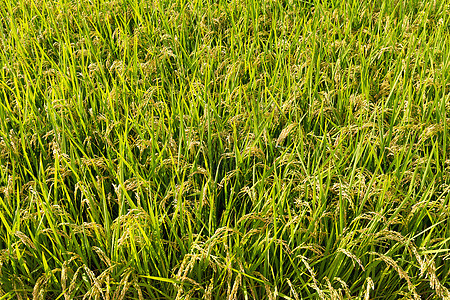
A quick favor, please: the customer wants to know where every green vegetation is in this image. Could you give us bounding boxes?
[0,0,449,298]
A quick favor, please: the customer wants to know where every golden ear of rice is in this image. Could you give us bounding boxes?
[276,123,297,147]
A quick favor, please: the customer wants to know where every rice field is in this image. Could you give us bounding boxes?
[0,0,450,299]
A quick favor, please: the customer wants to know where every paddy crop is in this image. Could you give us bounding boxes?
[0,0,449,299]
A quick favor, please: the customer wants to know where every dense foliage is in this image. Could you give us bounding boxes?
[0,0,449,298]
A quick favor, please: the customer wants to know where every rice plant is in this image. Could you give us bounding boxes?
[0,0,449,299]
